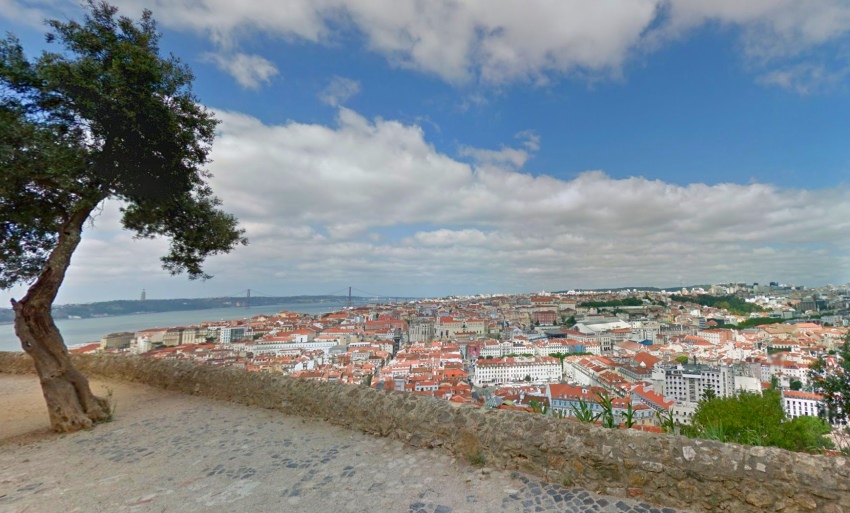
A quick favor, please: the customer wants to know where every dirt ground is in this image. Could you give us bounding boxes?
[0,374,150,446]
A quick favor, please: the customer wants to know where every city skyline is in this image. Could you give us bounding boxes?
[2,1,849,305]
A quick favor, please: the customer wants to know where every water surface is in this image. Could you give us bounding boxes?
[0,300,361,352]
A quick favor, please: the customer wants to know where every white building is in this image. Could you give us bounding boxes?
[250,339,339,355]
[219,327,247,344]
[473,357,561,386]
[662,363,759,403]
[130,336,152,354]
[573,320,632,353]
[782,390,823,421]
[479,340,502,358]
[662,363,762,424]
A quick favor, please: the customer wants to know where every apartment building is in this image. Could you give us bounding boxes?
[473,356,561,386]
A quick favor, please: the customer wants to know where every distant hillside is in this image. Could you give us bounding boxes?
[669,294,766,316]
[0,295,383,324]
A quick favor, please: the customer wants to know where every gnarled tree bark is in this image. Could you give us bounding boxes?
[12,203,110,432]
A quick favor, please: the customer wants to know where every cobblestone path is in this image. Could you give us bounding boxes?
[0,375,690,513]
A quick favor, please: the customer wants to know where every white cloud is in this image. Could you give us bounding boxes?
[657,0,850,92]
[5,1,850,89]
[201,52,279,89]
[757,62,850,94]
[0,0,54,27]
[660,0,850,60]
[127,0,850,87]
[319,76,361,106]
[458,145,530,169]
[515,130,540,152]
[193,108,849,294]
[457,131,539,170]
[2,104,848,305]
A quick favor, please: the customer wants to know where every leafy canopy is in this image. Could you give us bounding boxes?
[692,390,786,446]
[690,389,834,453]
[0,1,245,289]
[809,334,850,426]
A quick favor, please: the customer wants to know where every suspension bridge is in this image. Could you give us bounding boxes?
[217,287,406,309]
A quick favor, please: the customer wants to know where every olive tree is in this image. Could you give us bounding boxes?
[1,1,246,432]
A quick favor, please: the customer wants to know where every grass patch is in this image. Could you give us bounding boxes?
[466,449,485,467]
[101,386,116,423]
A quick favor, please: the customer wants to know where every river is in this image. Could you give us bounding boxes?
[0,300,367,352]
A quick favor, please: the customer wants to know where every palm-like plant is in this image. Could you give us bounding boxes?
[572,398,599,423]
[656,409,676,433]
[621,401,637,428]
[596,392,617,428]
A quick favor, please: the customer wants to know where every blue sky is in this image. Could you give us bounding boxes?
[2,0,850,304]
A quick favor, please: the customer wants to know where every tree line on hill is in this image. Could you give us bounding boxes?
[670,294,766,315]
[670,294,766,316]
[579,297,644,308]
[0,295,372,324]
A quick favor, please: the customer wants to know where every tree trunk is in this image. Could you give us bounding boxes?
[11,203,110,432]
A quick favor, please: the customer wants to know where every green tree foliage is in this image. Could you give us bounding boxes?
[770,375,780,391]
[691,390,833,452]
[1,2,245,432]
[692,391,785,446]
[550,352,567,364]
[737,318,785,329]
[675,355,690,365]
[1,4,245,285]
[528,400,547,414]
[550,351,593,360]
[789,379,803,391]
[809,335,850,426]
[580,297,643,308]
[670,294,765,316]
[559,315,576,327]
[767,346,792,355]
[778,416,834,453]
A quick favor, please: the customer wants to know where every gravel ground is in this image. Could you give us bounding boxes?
[0,374,690,513]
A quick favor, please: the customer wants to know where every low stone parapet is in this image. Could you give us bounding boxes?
[2,351,847,512]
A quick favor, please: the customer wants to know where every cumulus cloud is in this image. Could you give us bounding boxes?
[458,132,539,170]
[201,52,279,89]
[0,0,51,27]
[515,130,541,152]
[458,145,530,169]
[319,76,361,106]
[659,0,850,60]
[2,105,848,304]
[120,0,850,87]
[5,1,850,88]
[757,62,850,94]
[196,108,850,294]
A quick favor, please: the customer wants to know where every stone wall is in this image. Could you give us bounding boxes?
[2,351,848,512]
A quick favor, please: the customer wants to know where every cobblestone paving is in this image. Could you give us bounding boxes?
[0,376,691,513]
